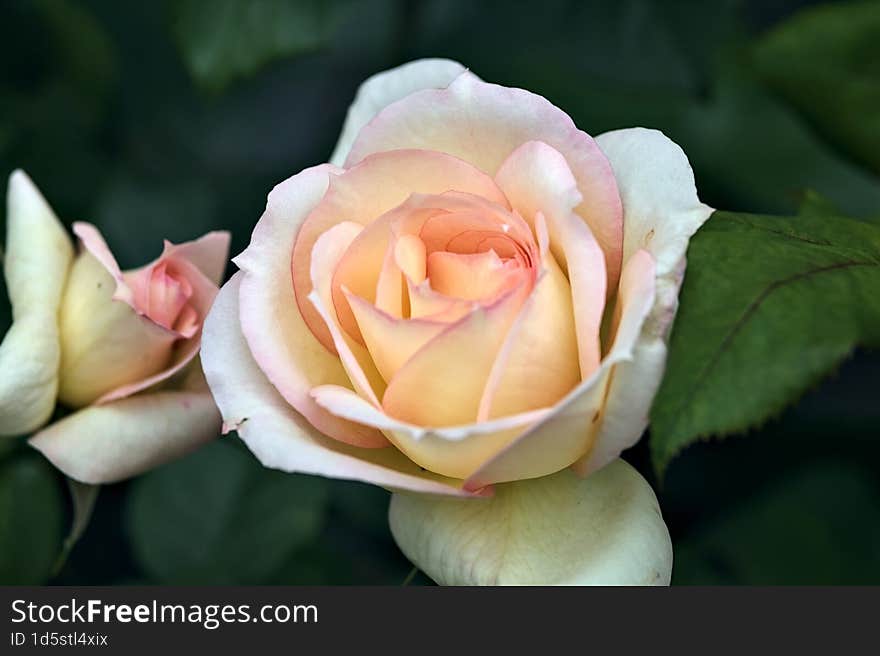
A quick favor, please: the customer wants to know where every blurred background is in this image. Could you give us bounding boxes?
[1,0,878,585]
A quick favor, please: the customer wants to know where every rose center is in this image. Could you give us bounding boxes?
[135,260,200,336]
[325,193,540,349]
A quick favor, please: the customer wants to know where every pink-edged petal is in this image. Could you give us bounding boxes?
[72,222,133,305]
[234,165,386,449]
[57,252,178,408]
[464,250,656,490]
[382,281,530,435]
[345,290,448,382]
[477,217,580,420]
[345,71,623,288]
[0,170,73,436]
[330,58,468,166]
[573,129,713,475]
[160,230,231,285]
[134,261,195,333]
[313,384,548,482]
[29,389,220,484]
[202,272,486,497]
[293,149,508,350]
[495,140,607,376]
[414,192,532,253]
[307,221,387,412]
[94,257,219,404]
[74,222,221,338]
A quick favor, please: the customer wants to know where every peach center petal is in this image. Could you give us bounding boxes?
[289,189,548,423]
[328,192,538,346]
[426,250,526,302]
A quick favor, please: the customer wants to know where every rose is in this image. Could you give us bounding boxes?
[0,171,230,483]
[201,59,712,585]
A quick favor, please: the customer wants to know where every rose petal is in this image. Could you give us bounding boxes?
[495,141,607,376]
[95,256,222,404]
[344,290,447,382]
[330,190,532,345]
[595,128,713,279]
[57,251,178,408]
[330,58,468,166]
[202,272,486,497]
[160,231,231,285]
[345,70,624,289]
[382,280,530,429]
[294,150,508,351]
[307,221,388,413]
[426,249,524,301]
[29,389,220,484]
[464,250,656,489]
[573,128,713,475]
[374,234,426,317]
[389,460,672,585]
[0,171,73,435]
[312,384,548,482]
[234,165,386,448]
[477,215,580,420]
[73,223,227,335]
[406,278,474,321]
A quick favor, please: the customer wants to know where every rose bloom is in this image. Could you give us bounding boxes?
[202,60,712,585]
[0,171,230,483]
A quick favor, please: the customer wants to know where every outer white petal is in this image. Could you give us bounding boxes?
[202,272,487,497]
[329,58,467,166]
[595,128,712,278]
[0,171,73,436]
[28,387,220,484]
[575,129,713,475]
[389,460,672,585]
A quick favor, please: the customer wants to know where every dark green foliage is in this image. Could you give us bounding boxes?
[127,439,330,584]
[171,0,354,92]
[673,462,880,584]
[652,211,880,472]
[753,1,880,175]
[0,452,64,584]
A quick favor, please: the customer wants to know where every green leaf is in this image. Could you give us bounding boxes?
[171,0,352,92]
[0,453,64,584]
[127,438,330,584]
[673,462,880,584]
[651,210,880,473]
[753,1,880,175]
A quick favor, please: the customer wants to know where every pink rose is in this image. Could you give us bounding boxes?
[202,60,712,584]
[0,171,230,483]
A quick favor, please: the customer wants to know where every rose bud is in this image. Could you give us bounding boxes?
[0,170,231,484]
